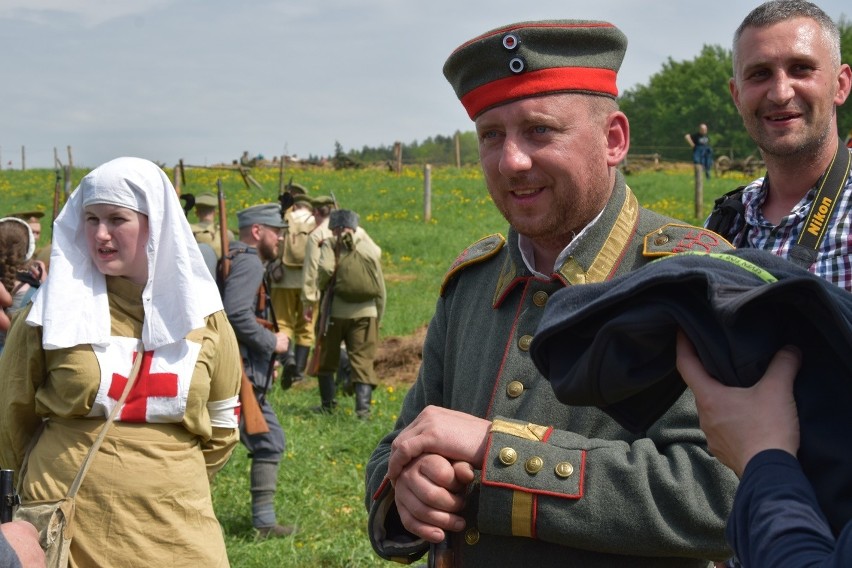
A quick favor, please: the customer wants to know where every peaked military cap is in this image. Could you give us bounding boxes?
[194,192,218,207]
[443,20,627,119]
[237,203,286,229]
[286,182,308,195]
[311,195,335,207]
[293,194,313,206]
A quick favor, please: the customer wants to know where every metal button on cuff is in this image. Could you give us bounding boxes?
[499,447,518,466]
[555,462,574,478]
[524,456,544,474]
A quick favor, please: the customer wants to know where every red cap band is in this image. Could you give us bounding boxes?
[460,67,618,119]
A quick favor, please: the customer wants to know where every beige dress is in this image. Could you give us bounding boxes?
[0,276,241,567]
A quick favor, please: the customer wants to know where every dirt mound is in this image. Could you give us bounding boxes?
[375,325,427,387]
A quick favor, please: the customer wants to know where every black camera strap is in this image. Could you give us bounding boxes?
[788,138,852,268]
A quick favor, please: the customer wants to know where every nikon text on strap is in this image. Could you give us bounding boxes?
[788,138,852,268]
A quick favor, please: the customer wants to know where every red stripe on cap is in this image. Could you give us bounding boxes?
[460,67,618,119]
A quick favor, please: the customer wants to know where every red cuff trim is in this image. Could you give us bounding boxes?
[460,67,618,119]
[372,476,391,501]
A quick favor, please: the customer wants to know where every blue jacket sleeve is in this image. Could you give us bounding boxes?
[728,449,852,567]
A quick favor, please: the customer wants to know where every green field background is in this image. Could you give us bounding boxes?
[1,164,751,566]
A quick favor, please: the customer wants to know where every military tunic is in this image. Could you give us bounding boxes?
[0,276,241,567]
[222,240,286,460]
[270,207,316,345]
[366,175,738,567]
[315,227,387,385]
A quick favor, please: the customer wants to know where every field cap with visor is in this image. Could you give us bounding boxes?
[443,20,627,119]
[195,192,218,207]
[237,203,286,229]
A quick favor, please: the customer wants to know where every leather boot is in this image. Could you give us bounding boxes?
[336,347,354,397]
[250,460,296,539]
[292,344,310,384]
[280,345,296,390]
[355,382,373,419]
[312,373,337,413]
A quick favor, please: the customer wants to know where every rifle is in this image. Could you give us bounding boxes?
[306,238,339,376]
[218,179,270,435]
[1,469,20,524]
[51,168,62,224]
[254,274,282,397]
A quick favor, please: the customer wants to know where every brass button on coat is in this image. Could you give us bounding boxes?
[654,233,670,246]
[532,291,548,307]
[465,527,480,545]
[524,456,544,474]
[518,335,533,351]
[506,381,524,398]
[498,447,518,466]
[555,462,574,478]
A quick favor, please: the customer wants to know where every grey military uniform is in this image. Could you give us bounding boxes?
[365,174,737,566]
[222,240,285,459]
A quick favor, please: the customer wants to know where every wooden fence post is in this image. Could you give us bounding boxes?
[394,142,402,175]
[694,164,704,219]
[454,132,461,168]
[423,164,432,223]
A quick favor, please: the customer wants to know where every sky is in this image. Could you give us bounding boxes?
[1,0,849,170]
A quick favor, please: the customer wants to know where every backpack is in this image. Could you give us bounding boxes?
[705,185,746,242]
[318,234,383,302]
[192,223,223,258]
[282,216,315,267]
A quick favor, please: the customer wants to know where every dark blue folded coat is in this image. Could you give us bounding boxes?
[530,248,852,535]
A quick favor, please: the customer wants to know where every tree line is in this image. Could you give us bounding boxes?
[338,18,851,167]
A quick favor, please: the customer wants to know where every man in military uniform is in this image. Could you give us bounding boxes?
[269,191,316,388]
[365,20,738,567]
[301,195,351,410]
[189,191,227,258]
[222,202,295,539]
[314,209,385,418]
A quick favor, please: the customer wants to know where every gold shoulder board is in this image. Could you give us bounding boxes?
[440,233,506,296]
[643,223,734,258]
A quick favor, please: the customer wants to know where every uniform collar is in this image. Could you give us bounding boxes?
[492,172,639,307]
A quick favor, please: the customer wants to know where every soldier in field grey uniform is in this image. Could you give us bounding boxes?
[365,20,738,567]
[222,203,295,539]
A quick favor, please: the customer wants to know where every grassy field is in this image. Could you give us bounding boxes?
[1,163,753,566]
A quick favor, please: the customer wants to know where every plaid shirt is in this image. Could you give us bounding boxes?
[725,165,852,292]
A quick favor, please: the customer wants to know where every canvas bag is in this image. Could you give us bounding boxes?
[13,343,143,568]
[282,217,316,267]
[318,234,382,302]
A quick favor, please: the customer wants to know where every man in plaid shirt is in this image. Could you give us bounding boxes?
[714,0,852,291]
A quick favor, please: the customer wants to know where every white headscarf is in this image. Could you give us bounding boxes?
[0,217,36,261]
[27,156,224,350]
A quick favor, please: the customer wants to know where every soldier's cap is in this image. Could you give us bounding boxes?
[443,20,627,119]
[329,209,359,231]
[195,192,218,208]
[9,210,45,221]
[311,195,336,207]
[293,194,313,206]
[237,203,286,229]
[286,182,308,195]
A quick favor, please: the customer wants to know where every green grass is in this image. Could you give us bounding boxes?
[1,163,755,566]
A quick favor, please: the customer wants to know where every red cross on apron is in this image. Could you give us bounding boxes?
[108,349,179,422]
